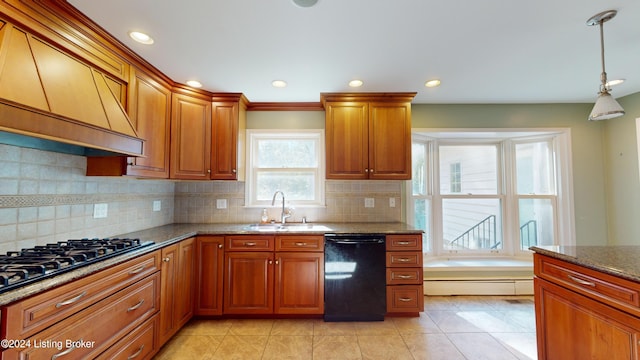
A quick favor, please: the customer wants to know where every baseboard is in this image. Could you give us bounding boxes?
[424,279,534,296]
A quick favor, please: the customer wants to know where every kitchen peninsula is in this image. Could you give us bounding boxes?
[0,222,423,359]
[531,245,640,360]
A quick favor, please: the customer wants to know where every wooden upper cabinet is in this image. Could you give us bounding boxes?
[86,68,172,177]
[170,92,213,179]
[125,68,171,177]
[325,102,369,179]
[321,93,416,180]
[368,102,412,180]
[211,94,248,180]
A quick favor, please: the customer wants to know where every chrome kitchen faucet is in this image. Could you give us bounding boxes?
[271,191,291,224]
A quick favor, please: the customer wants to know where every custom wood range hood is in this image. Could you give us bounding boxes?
[0,18,144,156]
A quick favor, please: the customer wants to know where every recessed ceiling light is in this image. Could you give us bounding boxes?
[292,0,318,7]
[128,31,154,45]
[606,79,625,87]
[272,80,287,88]
[425,79,441,88]
[349,80,363,87]
[186,80,202,88]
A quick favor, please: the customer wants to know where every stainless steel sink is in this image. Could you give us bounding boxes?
[242,223,333,232]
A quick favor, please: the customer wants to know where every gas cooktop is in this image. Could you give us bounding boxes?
[0,238,154,294]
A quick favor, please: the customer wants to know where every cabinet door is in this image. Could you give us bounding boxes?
[275,252,324,314]
[325,102,369,179]
[368,102,412,180]
[195,236,224,315]
[158,243,178,345]
[223,252,274,314]
[211,101,245,180]
[535,277,640,360]
[126,68,171,178]
[175,237,195,328]
[170,93,212,179]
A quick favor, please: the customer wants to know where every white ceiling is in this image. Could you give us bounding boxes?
[68,0,640,104]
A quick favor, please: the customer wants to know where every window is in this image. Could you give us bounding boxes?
[408,130,574,258]
[246,130,325,207]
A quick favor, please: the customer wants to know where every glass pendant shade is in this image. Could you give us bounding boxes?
[588,90,625,121]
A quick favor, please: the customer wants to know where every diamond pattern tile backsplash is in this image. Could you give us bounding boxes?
[0,143,403,252]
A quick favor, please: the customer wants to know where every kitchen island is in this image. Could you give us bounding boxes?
[531,245,640,360]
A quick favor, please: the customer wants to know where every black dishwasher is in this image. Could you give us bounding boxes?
[324,233,386,321]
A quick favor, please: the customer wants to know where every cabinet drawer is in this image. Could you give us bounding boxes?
[96,315,157,360]
[386,285,424,313]
[276,235,324,251]
[535,254,640,314]
[226,236,274,251]
[386,268,422,285]
[386,234,422,251]
[386,252,422,267]
[2,250,160,340]
[4,273,159,359]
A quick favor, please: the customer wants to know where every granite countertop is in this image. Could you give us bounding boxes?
[530,245,640,283]
[0,222,422,306]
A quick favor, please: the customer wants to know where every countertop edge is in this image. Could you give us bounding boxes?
[0,223,422,306]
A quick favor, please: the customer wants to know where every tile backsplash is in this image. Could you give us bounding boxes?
[0,143,404,252]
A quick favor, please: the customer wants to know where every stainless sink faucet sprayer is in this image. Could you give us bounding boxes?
[271,191,291,224]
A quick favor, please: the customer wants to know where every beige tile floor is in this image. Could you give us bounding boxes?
[154,295,537,360]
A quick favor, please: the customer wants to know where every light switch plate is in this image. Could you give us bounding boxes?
[93,203,108,218]
[216,199,228,209]
[364,198,375,208]
[153,200,161,212]
[389,197,396,207]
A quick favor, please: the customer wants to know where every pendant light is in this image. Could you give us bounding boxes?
[587,10,624,121]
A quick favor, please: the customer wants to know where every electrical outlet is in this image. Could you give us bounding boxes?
[153,200,161,212]
[216,199,228,209]
[389,197,396,208]
[93,203,108,218]
[364,198,375,208]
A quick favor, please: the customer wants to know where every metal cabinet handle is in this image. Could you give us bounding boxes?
[269,260,273,265]
[56,291,87,308]
[232,169,237,173]
[396,275,414,279]
[275,260,279,265]
[51,339,81,359]
[244,242,257,247]
[397,241,411,245]
[128,265,146,275]
[399,297,413,302]
[163,257,171,262]
[370,169,374,173]
[218,244,223,249]
[567,275,596,287]
[397,257,412,262]
[127,345,145,360]
[127,299,145,312]
[294,242,307,246]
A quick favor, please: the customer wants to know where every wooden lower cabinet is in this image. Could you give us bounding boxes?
[385,234,424,314]
[222,235,324,315]
[195,236,224,316]
[534,253,640,359]
[159,237,196,345]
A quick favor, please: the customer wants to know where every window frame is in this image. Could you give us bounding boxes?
[245,129,325,208]
[406,128,575,260]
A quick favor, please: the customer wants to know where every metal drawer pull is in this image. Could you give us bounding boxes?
[127,299,145,312]
[56,291,87,308]
[397,275,414,279]
[244,242,257,246]
[127,345,145,360]
[399,297,413,302]
[128,265,146,275]
[568,275,596,287]
[163,257,170,262]
[397,258,412,262]
[397,241,411,245]
[295,242,307,246]
[51,339,81,359]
